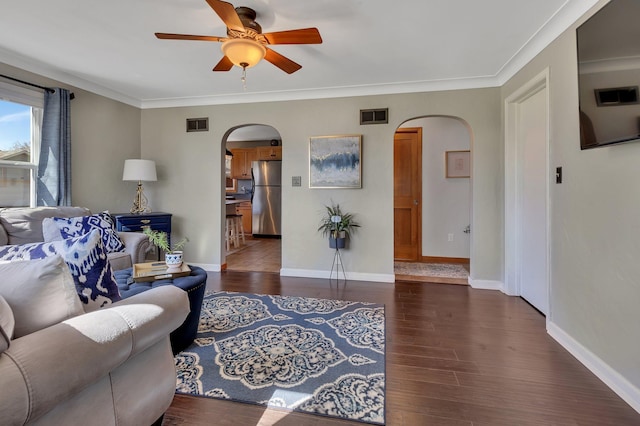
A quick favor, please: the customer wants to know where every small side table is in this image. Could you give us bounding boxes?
[113,212,172,259]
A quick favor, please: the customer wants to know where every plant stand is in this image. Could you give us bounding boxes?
[330,246,347,284]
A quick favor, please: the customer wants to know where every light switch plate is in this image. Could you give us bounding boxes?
[292,176,302,187]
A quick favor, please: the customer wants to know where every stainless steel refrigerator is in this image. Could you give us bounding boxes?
[251,160,281,237]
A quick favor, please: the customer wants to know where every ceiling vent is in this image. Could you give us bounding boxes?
[186,117,209,132]
[360,108,388,125]
[595,86,639,107]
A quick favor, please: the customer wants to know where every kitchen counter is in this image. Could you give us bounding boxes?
[226,199,250,215]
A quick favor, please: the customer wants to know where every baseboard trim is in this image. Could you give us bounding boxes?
[190,264,395,282]
[547,321,640,414]
[468,277,504,291]
[280,268,395,284]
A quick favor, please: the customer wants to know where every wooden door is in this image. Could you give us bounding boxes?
[394,128,422,261]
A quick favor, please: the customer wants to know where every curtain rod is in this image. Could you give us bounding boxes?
[0,73,75,99]
[0,73,56,93]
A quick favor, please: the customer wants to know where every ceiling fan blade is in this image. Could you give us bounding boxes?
[263,28,322,45]
[205,0,245,32]
[155,33,226,42]
[213,56,234,72]
[264,48,302,74]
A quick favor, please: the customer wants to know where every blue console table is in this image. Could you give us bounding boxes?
[113,212,172,258]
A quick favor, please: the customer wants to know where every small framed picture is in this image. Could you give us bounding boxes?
[445,150,470,178]
[309,135,362,188]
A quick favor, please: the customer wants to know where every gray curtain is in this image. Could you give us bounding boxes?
[37,88,71,206]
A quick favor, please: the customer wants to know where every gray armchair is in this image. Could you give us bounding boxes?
[0,285,190,426]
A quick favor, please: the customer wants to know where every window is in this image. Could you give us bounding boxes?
[0,81,43,207]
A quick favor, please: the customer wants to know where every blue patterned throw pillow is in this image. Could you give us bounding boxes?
[0,229,121,311]
[43,211,125,254]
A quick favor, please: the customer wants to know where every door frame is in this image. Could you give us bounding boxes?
[504,68,551,316]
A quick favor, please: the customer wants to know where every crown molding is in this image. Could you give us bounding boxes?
[139,76,500,109]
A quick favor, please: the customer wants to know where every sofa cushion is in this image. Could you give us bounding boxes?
[0,230,121,311]
[0,255,84,339]
[0,256,84,338]
[43,211,125,254]
[0,224,8,246]
[0,295,14,351]
[0,206,90,245]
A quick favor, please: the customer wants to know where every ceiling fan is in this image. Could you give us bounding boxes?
[155,0,322,74]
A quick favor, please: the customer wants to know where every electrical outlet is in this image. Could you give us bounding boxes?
[448,233,454,242]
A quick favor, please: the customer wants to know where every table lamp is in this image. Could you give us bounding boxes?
[122,159,157,214]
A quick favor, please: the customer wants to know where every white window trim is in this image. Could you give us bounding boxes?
[0,81,44,207]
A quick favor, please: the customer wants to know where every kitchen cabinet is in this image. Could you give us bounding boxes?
[230,148,257,179]
[256,146,282,160]
[236,202,252,234]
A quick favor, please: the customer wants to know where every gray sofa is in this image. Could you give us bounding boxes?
[0,207,151,270]
[0,285,190,426]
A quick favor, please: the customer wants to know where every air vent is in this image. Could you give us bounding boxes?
[360,108,388,125]
[595,86,639,106]
[186,117,209,132]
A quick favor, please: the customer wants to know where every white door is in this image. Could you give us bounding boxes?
[517,87,548,314]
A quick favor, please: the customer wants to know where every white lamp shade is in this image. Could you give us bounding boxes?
[221,39,266,68]
[122,159,157,182]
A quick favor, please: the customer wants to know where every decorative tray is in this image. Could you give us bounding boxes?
[132,262,191,282]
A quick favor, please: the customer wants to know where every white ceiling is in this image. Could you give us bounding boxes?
[0,0,600,109]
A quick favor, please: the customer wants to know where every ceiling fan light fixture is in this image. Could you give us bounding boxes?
[221,38,266,68]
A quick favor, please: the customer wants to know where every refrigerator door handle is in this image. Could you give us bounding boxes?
[250,167,255,203]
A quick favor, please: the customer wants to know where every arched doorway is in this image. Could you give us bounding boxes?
[394,116,472,284]
[222,124,282,273]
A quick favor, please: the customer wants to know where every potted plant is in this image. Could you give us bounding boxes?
[143,227,189,269]
[317,202,360,249]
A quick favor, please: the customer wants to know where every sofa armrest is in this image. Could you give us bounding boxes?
[0,286,189,425]
[118,231,152,265]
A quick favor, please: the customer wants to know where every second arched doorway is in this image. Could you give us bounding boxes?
[393,116,472,284]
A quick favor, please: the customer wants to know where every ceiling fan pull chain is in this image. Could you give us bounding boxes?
[241,64,247,91]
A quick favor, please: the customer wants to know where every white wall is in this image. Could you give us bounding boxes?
[400,117,471,259]
[141,88,501,282]
[502,0,640,402]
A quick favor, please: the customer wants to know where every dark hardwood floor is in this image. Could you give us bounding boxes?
[163,271,640,426]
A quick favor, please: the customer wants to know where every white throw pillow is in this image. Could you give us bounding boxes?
[0,255,84,338]
[42,211,125,254]
[0,294,14,351]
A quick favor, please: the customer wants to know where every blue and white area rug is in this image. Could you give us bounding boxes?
[175,291,386,424]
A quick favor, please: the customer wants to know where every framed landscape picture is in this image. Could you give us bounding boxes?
[445,150,470,178]
[309,135,362,188]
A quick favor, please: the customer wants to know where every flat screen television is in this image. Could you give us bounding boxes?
[577,0,640,149]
